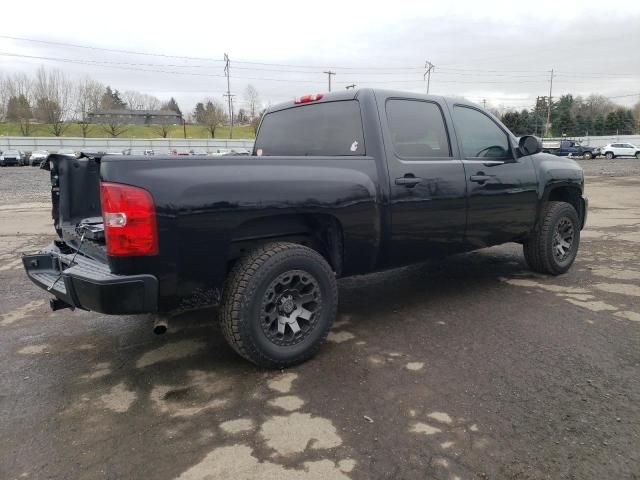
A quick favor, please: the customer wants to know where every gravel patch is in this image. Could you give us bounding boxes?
[0,166,51,204]
[577,157,640,177]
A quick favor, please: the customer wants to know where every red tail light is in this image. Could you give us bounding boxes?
[294,93,324,104]
[100,182,158,256]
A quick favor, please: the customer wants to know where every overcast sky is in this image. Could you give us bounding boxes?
[2,0,639,114]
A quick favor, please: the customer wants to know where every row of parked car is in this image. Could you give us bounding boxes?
[0,149,78,167]
[0,147,252,167]
[541,139,640,159]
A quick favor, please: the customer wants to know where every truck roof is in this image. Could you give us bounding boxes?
[266,88,476,113]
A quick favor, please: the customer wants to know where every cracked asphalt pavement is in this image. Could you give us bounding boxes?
[1,162,639,479]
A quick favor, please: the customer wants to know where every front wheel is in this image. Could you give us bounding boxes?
[220,242,337,368]
[583,152,592,160]
[605,152,614,159]
[523,201,580,275]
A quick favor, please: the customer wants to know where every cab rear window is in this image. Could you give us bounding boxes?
[255,100,365,156]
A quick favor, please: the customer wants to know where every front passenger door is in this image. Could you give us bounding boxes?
[451,105,539,249]
[621,144,635,157]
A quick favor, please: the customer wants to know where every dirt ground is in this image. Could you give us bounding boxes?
[1,163,639,480]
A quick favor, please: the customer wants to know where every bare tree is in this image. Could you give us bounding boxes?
[33,67,74,136]
[6,73,34,136]
[244,84,260,120]
[141,94,161,111]
[202,99,226,138]
[102,121,128,138]
[581,94,615,118]
[0,74,8,122]
[122,90,160,111]
[75,77,104,138]
[123,90,144,110]
[251,109,265,135]
[153,122,171,138]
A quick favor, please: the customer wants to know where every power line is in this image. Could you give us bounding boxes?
[606,92,640,99]
[2,35,640,80]
[0,35,223,63]
[0,35,419,71]
[0,52,321,84]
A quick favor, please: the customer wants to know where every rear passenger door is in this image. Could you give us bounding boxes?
[450,104,538,248]
[381,97,468,266]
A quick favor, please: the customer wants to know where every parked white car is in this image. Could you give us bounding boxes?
[602,143,640,159]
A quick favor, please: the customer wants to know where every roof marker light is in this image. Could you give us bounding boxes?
[294,93,324,104]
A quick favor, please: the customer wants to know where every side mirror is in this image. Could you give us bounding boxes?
[518,135,542,156]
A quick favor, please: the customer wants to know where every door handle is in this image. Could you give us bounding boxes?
[395,176,422,187]
[470,175,491,183]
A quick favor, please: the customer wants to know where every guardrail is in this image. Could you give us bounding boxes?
[0,136,255,152]
[542,135,640,147]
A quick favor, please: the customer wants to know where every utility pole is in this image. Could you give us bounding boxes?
[345,84,356,90]
[482,98,487,110]
[323,71,336,92]
[223,53,234,139]
[423,61,435,94]
[544,69,554,138]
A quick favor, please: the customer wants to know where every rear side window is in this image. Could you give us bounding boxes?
[255,100,365,156]
[386,99,451,158]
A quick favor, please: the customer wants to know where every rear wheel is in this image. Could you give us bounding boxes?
[523,201,580,275]
[220,242,337,368]
[605,152,614,159]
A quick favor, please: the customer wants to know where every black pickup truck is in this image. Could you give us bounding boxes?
[23,89,587,368]
[542,139,596,159]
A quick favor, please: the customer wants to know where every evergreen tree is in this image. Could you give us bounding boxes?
[623,110,635,134]
[100,86,127,109]
[551,95,575,136]
[583,116,593,136]
[605,112,618,134]
[193,102,206,124]
[593,115,605,135]
[575,114,587,136]
[162,97,182,116]
[6,95,32,121]
[501,111,521,134]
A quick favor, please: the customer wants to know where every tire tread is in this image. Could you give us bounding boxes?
[220,242,337,368]
[523,201,579,275]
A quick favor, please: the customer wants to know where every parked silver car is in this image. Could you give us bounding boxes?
[0,150,23,166]
[29,150,50,166]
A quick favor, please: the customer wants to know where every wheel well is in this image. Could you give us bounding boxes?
[548,186,582,217]
[227,214,344,275]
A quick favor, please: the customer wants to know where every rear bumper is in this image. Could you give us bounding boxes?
[22,243,158,315]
